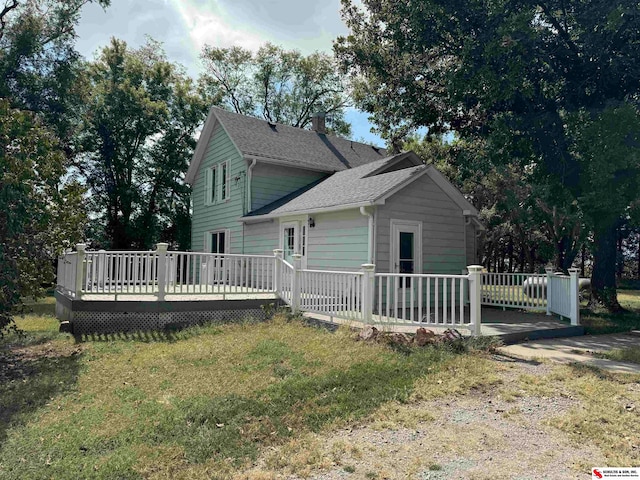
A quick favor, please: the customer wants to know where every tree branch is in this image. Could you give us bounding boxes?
[0,0,19,42]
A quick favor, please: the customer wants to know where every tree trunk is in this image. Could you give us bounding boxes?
[616,226,624,280]
[581,243,586,278]
[590,224,623,311]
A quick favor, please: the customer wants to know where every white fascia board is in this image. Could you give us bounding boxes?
[240,201,373,223]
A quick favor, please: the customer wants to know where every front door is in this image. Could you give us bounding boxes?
[391,221,422,309]
[281,221,308,267]
[281,222,298,265]
[206,230,228,284]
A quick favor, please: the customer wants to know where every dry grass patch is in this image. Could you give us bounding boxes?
[2,310,498,480]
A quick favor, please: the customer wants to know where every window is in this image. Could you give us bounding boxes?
[301,225,306,256]
[221,161,229,200]
[204,161,230,205]
[207,230,228,253]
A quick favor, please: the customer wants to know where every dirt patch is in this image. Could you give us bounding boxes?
[243,357,604,480]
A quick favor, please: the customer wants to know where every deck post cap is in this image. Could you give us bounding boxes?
[467,265,483,272]
[361,263,375,271]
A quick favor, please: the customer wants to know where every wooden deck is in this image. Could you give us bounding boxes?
[56,288,582,343]
[303,307,582,344]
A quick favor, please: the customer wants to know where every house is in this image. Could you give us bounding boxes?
[185,107,483,276]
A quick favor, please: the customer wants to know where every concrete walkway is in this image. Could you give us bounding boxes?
[499,332,640,374]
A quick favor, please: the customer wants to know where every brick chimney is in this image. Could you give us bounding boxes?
[311,112,326,134]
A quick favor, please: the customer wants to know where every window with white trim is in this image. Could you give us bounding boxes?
[204,161,230,205]
[220,161,229,201]
[206,229,228,253]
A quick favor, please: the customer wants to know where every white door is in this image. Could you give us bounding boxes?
[281,221,308,267]
[281,222,299,265]
[391,221,422,305]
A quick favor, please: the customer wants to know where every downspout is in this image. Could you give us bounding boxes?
[360,206,374,264]
[464,214,472,268]
[246,159,257,213]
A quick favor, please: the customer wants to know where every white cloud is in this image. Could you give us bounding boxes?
[170,0,265,53]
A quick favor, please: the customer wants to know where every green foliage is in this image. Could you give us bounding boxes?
[201,42,351,136]
[0,1,107,333]
[80,38,208,249]
[0,101,86,333]
[337,0,640,306]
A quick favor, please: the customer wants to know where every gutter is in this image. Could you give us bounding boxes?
[360,206,375,264]
[241,201,375,223]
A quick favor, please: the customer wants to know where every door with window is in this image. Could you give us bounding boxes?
[280,221,307,267]
[281,222,298,265]
[205,230,228,284]
[391,221,422,308]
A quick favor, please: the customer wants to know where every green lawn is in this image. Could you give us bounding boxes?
[2,294,640,479]
[0,302,498,480]
[580,289,640,334]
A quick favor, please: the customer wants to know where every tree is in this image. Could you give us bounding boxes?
[79,38,208,250]
[0,100,87,332]
[201,43,351,136]
[0,0,108,333]
[0,0,110,145]
[336,0,640,310]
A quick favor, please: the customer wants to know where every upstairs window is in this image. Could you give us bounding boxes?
[221,161,229,201]
[204,161,230,205]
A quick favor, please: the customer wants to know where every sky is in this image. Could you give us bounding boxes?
[74,0,384,146]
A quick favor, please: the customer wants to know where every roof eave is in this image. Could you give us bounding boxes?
[243,154,336,173]
[240,201,375,223]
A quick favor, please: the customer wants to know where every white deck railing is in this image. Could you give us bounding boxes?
[57,243,277,299]
[547,269,580,324]
[57,244,580,333]
[374,273,469,327]
[167,252,275,295]
[299,268,364,321]
[481,272,547,310]
[57,253,78,298]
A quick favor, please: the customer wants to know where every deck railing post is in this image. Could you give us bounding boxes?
[291,254,302,313]
[273,249,283,294]
[467,265,483,336]
[568,268,580,326]
[361,264,375,324]
[545,266,553,316]
[75,243,87,299]
[156,243,169,301]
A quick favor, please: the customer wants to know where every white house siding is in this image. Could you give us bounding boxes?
[375,175,466,275]
[306,209,369,271]
[251,163,327,211]
[191,124,246,253]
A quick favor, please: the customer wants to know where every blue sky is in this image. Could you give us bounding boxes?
[75,0,384,146]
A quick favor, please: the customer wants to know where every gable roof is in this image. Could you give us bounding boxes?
[241,151,479,221]
[186,107,387,184]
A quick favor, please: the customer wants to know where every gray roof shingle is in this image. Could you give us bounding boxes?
[243,154,427,218]
[214,107,387,172]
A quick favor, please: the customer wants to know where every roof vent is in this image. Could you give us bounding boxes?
[311,112,326,134]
